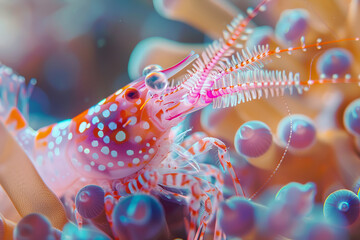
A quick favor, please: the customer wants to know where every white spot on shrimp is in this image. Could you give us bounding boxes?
[79,122,87,133]
[88,106,95,116]
[130,107,138,113]
[68,133,73,140]
[36,156,44,166]
[84,148,90,154]
[132,158,140,164]
[143,155,149,160]
[128,116,137,126]
[90,161,95,166]
[146,143,150,147]
[101,146,110,155]
[97,123,104,130]
[71,158,81,167]
[98,131,104,138]
[102,109,110,118]
[111,150,118,157]
[58,119,71,129]
[54,148,60,156]
[116,131,126,142]
[78,145,83,152]
[55,136,62,145]
[107,162,114,168]
[109,103,118,112]
[84,165,91,172]
[149,148,155,154]
[117,161,124,167]
[91,140,99,147]
[94,105,101,113]
[48,142,54,150]
[92,153,99,160]
[103,136,110,144]
[52,127,60,138]
[108,122,117,130]
[98,165,106,171]
[127,150,134,156]
[136,99,141,105]
[135,136,142,143]
[142,121,150,130]
[115,89,123,95]
[98,98,106,105]
[92,116,100,124]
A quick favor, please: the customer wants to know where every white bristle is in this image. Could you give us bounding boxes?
[211,70,303,109]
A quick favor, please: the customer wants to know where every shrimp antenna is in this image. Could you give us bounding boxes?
[249,97,293,200]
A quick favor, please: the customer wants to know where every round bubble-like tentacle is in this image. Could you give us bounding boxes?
[62,222,110,240]
[234,120,273,158]
[75,185,105,219]
[323,189,360,226]
[344,98,360,136]
[277,114,316,150]
[13,213,52,240]
[112,194,168,240]
[316,48,353,78]
[275,9,309,43]
[275,182,316,216]
[217,197,255,238]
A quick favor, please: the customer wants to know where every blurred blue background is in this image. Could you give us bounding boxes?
[0,0,203,129]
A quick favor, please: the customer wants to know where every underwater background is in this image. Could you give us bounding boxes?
[0,0,360,239]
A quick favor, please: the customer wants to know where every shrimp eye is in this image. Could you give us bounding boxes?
[145,71,168,93]
[125,88,140,102]
[142,64,162,76]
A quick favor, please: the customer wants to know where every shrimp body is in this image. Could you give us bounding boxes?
[32,79,176,194]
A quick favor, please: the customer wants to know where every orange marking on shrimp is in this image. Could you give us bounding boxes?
[170,173,177,184]
[181,175,190,186]
[204,199,211,213]
[35,140,48,148]
[191,185,201,199]
[188,147,195,155]
[35,125,53,141]
[140,98,151,110]
[72,109,88,125]
[122,119,132,127]
[199,141,207,153]
[5,107,26,130]
[226,162,232,168]
[125,185,131,194]
[214,141,226,150]
[75,134,88,144]
[166,102,180,111]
